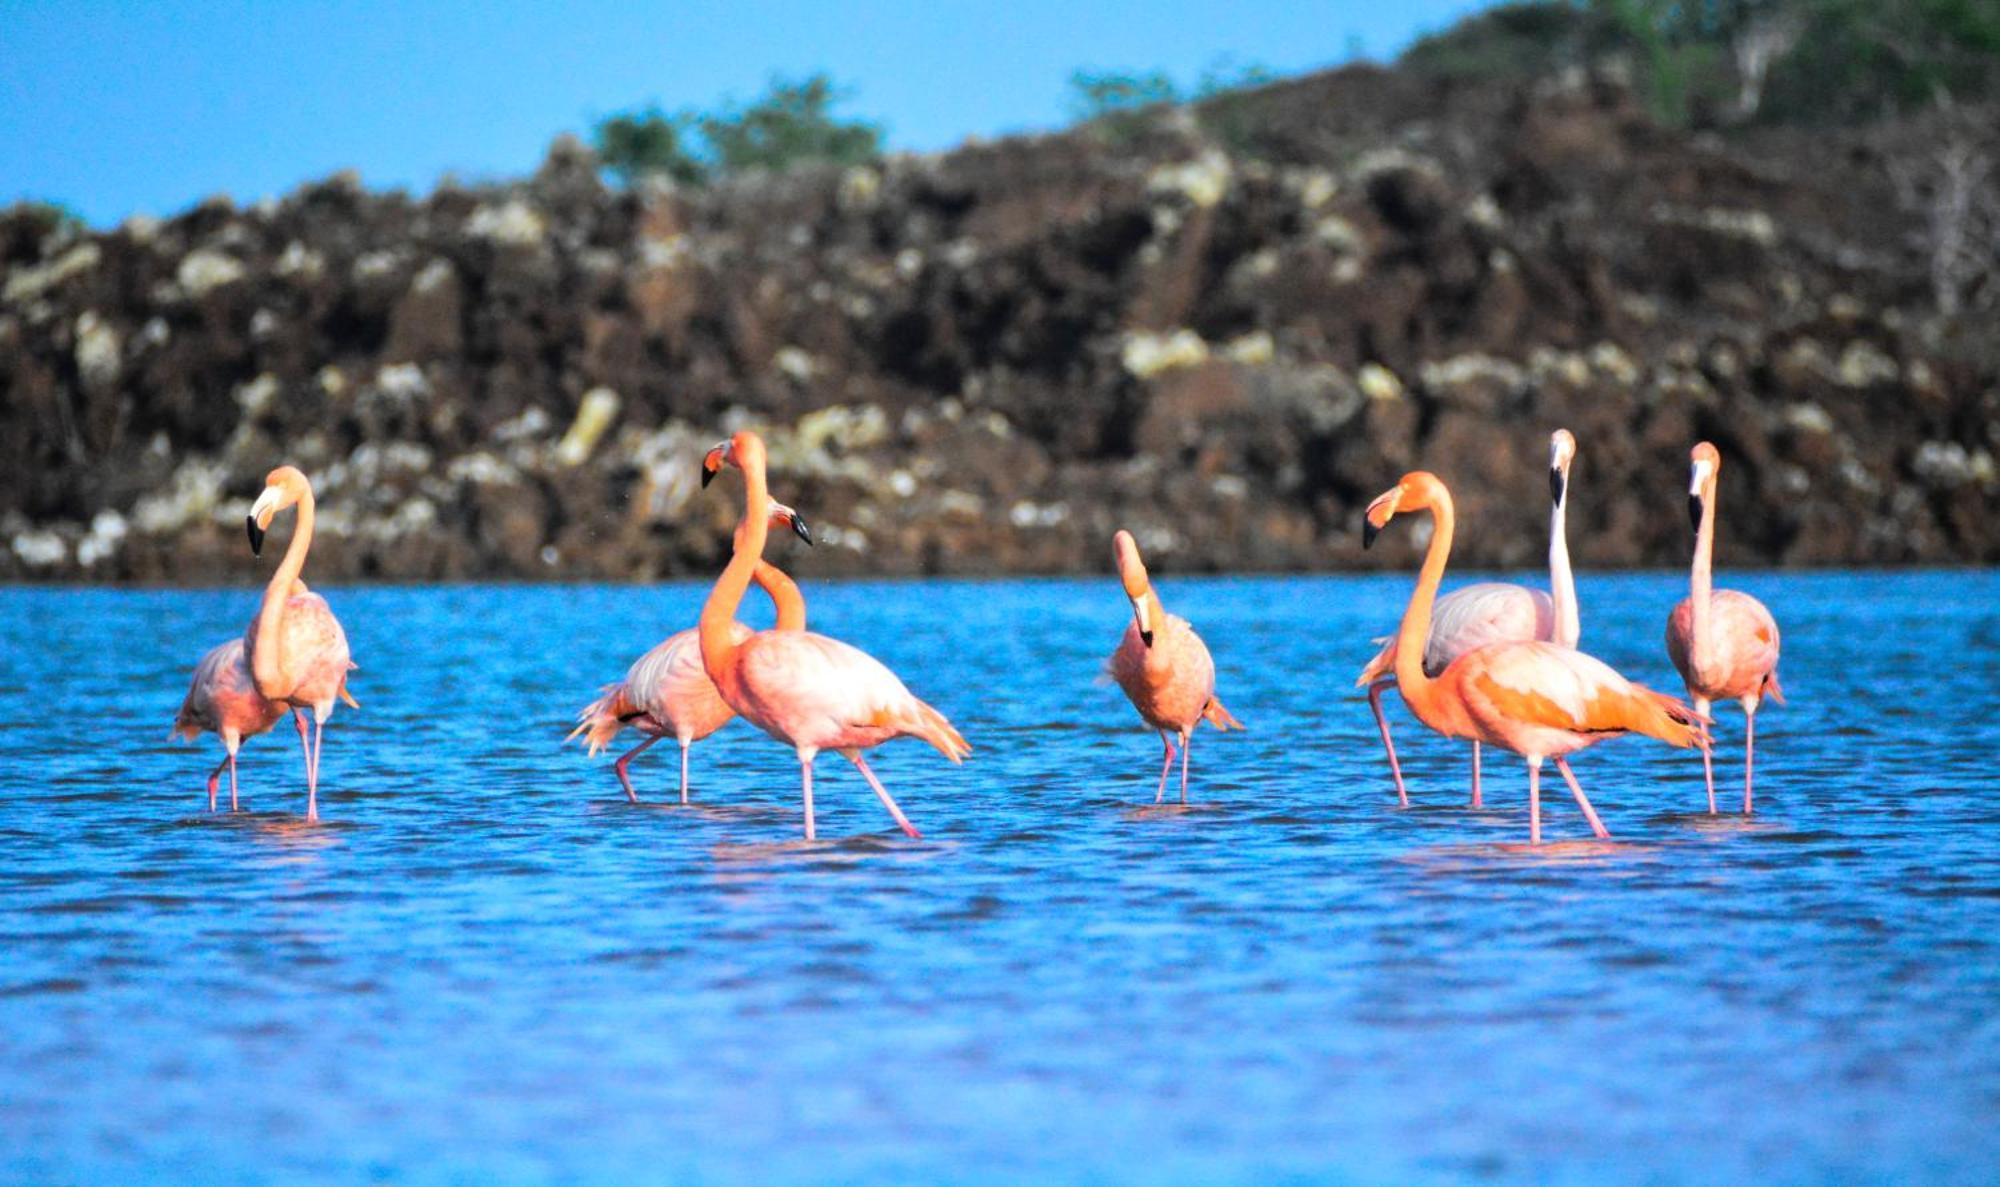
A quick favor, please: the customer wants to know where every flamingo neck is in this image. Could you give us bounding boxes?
[699,452,770,696]
[755,561,806,631]
[1548,483,1579,648]
[1393,491,1454,715]
[1690,483,1716,670]
[252,483,313,698]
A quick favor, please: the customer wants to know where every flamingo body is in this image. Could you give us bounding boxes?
[172,638,287,811]
[245,591,353,714]
[1665,592,1782,706]
[1357,582,1554,683]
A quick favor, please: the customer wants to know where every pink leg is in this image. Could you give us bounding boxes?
[612,735,660,803]
[1554,756,1610,839]
[1153,733,1176,804]
[205,756,228,812]
[1743,710,1756,815]
[847,750,923,839]
[800,757,816,841]
[1178,730,1192,804]
[292,711,312,817]
[679,739,692,806]
[306,715,324,823]
[227,751,240,812]
[1470,741,1483,809]
[1692,697,1716,813]
[1366,678,1409,808]
[1528,757,1542,846]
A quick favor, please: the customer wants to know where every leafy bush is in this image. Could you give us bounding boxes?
[592,107,703,186]
[592,73,882,186]
[1067,59,1279,146]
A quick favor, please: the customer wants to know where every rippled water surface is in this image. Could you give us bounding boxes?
[1,572,1996,1183]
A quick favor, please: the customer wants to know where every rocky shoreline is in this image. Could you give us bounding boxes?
[3,66,1993,584]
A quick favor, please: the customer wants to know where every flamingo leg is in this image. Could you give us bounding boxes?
[306,714,324,823]
[612,735,660,803]
[1743,708,1756,816]
[292,710,312,816]
[205,756,228,813]
[1366,678,1409,808]
[1554,756,1610,839]
[227,750,240,812]
[800,756,816,841]
[1179,730,1192,804]
[1527,757,1542,846]
[845,750,923,839]
[1470,741,1483,809]
[1153,732,1176,804]
[679,738,692,806]
[1693,696,1716,814]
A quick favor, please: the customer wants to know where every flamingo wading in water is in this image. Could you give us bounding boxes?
[1357,429,1581,808]
[245,466,358,823]
[1666,441,1784,814]
[1107,530,1244,803]
[698,430,970,840]
[568,501,815,803]
[1364,471,1707,845]
[171,638,287,812]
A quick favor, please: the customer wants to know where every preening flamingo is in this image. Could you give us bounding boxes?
[171,638,287,812]
[698,430,970,840]
[1666,442,1784,814]
[1357,429,1582,808]
[1364,471,1707,845]
[244,466,358,823]
[568,501,814,803]
[1106,530,1244,803]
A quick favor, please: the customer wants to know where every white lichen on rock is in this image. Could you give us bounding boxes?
[77,510,128,568]
[1121,329,1209,378]
[132,459,229,534]
[1836,340,1899,388]
[73,312,121,393]
[1148,151,1232,209]
[4,242,101,304]
[1357,362,1404,402]
[11,529,67,568]
[555,387,621,467]
[177,249,247,297]
[467,199,547,246]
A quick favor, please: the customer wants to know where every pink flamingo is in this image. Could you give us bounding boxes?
[1357,429,1581,808]
[171,638,287,812]
[698,430,970,840]
[244,466,358,823]
[568,501,814,803]
[1364,471,1707,845]
[1666,441,1784,814]
[1107,530,1244,803]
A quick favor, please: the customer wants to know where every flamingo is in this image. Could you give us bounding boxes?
[1363,471,1707,845]
[1666,441,1784,814]
[1357,429,1582,808]
[568,501,814,803]
[244,466,358,823]
[697,430,970,840]
[170,638,287,812]
[1106,530,1244,803]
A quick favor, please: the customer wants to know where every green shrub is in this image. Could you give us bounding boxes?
[591,73,883,187]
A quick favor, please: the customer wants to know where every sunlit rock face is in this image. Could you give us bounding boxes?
[0,67,1994,581]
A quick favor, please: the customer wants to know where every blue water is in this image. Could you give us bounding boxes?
[1,572,1996,1183]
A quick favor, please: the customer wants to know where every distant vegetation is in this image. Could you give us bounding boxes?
[1066,58,1280,144]
[1402,0,2000,127]
[592,73,883,186]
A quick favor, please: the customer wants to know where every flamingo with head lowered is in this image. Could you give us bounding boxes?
[568,500,814,803]
[1357,429,1581,808]
[1364,470,1707,845]
[1107,529,1244,803]
[171,638,287,812]
[244,465,358,823]
[698,430,970,840]
[1666,442,1784,814]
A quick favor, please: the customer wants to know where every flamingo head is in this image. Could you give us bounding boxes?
[700,430,767,489]
[1549,429,1577,506]
[1112,530,1154,647]
[1688,442,1721,532]
[767,500,814,546]
[1362,471,1444,549]
[246,465,309,557]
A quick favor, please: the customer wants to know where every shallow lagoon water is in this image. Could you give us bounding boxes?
[1,571,1996,1183]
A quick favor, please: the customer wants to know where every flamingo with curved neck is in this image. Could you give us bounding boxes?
[1666,442,1784,814]
[569,501,816,803]
[172,637,287,812]
[243,466,356,822]
[698,430,970,840]
[1108,530,1243,803]
[1358,429,1581,808]
[1365,470,1706,845]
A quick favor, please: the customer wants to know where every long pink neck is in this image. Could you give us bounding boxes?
[755,561,805,631]
[1548,478,1578,648]
[1690,479,1716,670]
[252,483,313,697]
[698,449,770,699]
[1393,487,1455,716]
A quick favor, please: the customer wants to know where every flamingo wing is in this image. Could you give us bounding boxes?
[737,631,968,760]
[1426,583,1554,674]
[1458,641,1703,748]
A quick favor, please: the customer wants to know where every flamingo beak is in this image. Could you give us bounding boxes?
[245,516,265,557]
[1132,596,1154,648]
[1687,494,1703,534]
[791,514,814,546]
[1141,630,1154,647]
[1361,488,1400,550]
[1549,466,1566,506]
[700,444,729,489]
[1362,520,1380,550]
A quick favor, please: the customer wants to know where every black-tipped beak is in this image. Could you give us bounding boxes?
[1549,467,1566,506]
[1140,629,1154,648]
[246,516,265,557]
[1362,520,1380,550]
[1687,494,1703,534]
[700,466,717,489]
[791,515,814,546]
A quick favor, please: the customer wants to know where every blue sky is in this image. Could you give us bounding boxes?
[2,1,1492,226]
